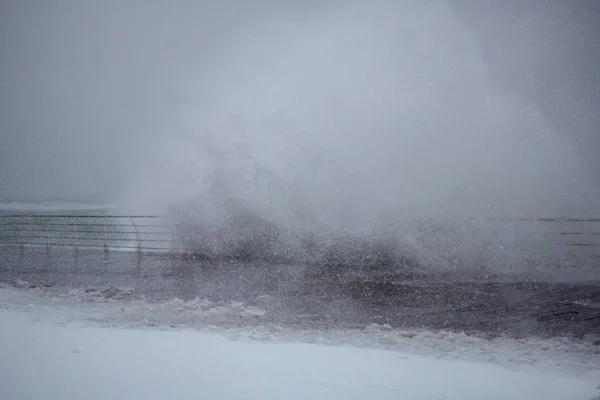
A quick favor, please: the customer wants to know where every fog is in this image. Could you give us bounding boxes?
[1,1,599,269]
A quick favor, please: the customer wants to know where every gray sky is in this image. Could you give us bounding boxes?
[454,0,600,177]
[0,0,598,205]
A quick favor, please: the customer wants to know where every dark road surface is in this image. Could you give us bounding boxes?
[1,245,599,338]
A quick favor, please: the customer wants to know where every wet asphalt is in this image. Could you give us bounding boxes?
[1,245,599,338]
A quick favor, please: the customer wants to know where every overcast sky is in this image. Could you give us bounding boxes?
[0,0,598,204]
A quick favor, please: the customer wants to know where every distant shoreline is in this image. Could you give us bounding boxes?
[0,201,114,215]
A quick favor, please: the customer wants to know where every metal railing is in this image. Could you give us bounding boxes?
[1,214,599,266]
[493,217,600,261]
[0,214,175,256]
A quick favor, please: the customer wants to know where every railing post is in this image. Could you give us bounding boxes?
[18,221,25,265]
[17,221,24,251]
[104,244,109,264]
[169,223,176,253]
[136,250,142,271]
[131,217,142,269]
[130,217,142,253]
[45,220,50,262]
[73,224,79,269]
[16,221,25,265]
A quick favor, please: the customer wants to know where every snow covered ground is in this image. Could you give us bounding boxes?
[1,284,599,400]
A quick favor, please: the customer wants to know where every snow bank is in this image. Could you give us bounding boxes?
[0,308,597,400]
[0,285,599,399]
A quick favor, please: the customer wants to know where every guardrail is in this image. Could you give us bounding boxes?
[1,214,599,267]
[493,217,600,262]
[0,215,175,265]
